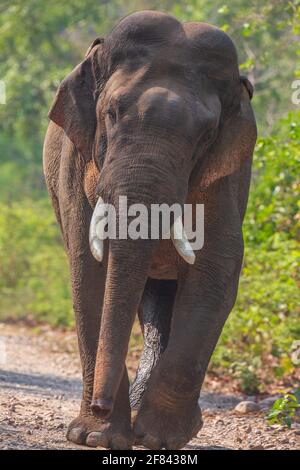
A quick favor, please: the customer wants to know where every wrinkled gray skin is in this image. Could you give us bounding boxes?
[43,11,257,449]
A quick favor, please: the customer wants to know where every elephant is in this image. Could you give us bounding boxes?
[43,10,257,450]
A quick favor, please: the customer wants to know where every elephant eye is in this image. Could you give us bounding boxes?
[191,128,216,161]
[203,128,216,144]
[106,106,117,125]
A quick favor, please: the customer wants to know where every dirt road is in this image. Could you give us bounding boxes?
[0,322,299,450]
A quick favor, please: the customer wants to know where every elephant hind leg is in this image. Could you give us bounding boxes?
[130,278,177,410]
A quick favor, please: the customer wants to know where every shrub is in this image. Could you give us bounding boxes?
[0,199,73,326]
[211,112,300,390]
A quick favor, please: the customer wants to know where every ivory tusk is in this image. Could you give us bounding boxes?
[171,216,196,265]
[89,197,108,262]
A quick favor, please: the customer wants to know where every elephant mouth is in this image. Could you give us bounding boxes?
[89,196,196,265]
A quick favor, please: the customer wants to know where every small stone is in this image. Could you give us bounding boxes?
[56,423,64,429]
[249,443,264,450]
[235,401,260,414]
[280,438,290,444]
[214,418,225,426]
[291,423,300,428]
[27,430,32,435]
[244,425,252,433]
[269,425,285,434]
[291,423,300,433]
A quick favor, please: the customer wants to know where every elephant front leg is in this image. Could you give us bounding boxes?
[134,239,244,449]
[66,234,132,449]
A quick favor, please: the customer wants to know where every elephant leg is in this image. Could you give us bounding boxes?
[130,279,177,410]
[64,204,132,449]
[134,216,244,449]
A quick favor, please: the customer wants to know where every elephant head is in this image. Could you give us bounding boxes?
[48,11,255,418]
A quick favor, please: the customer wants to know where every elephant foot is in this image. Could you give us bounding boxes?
[67,401,132,449]
[133,376,203,449]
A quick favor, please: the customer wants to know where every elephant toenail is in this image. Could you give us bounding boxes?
[86,431,108,448]
[133,423,145,443]
[110,435,132,450]
[143,435,161,450]
[165,438,187,450]
[90,398,113,419]
[67,427,85,444]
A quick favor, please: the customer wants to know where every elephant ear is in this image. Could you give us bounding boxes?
[195,76,257,190]
[48,38,104,161]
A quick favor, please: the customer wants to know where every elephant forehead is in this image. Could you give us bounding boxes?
[104,67,144,93]
[183,22,239,80]
[105,17,239,83]
[104,12,185,69]
[183,22,238,59]
[111,10,184,45]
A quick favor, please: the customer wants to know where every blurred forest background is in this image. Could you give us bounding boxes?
[0,0,299,393]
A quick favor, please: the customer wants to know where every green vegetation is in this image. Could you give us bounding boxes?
[267,390,300,428]
[0,199,72,326]
[212,112,300,391]
[0,1,299,390]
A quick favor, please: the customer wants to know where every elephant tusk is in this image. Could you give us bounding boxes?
[89,197,108,262]
[170,216,196,265]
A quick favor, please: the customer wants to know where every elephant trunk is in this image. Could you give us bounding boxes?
[91,237,157,418]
